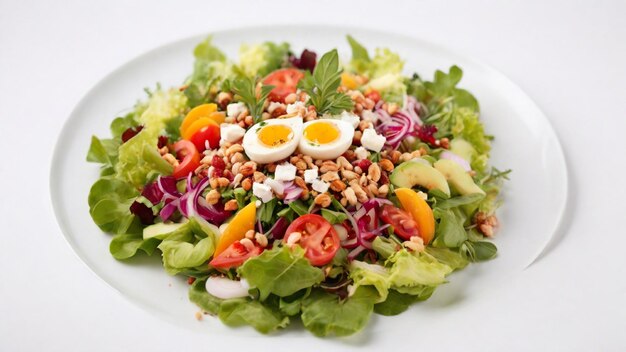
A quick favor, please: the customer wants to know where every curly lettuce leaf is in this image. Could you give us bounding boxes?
[349,261,390,302]
[158,218,218,275]
[114,88,186,188]
[387,250,452,291]
[451,108,491,172]
[373,289,421,316]
[186,36,234,106]
[237,41,290,77]
[188,279,289,334]
[88,178,139,234]
[238,246,324,300]
[300,286,378,337]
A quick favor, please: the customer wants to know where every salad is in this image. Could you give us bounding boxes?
[87,35,509,336]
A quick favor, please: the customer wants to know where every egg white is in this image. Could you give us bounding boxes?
[242,117,303,164]
[298,119,354,160]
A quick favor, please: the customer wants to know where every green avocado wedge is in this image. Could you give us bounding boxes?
[434,159,485,196]
[389,160,450,196]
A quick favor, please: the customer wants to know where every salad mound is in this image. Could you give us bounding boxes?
[87,35,509,336]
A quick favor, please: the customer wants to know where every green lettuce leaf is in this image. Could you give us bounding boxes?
[387,250,452,291]
[109,234,160,260]
[157,219,218,275]
[237,41,290,77]
[301,286,378,337]
[237,246,324,300]
[349,261,390,302]
[374,289,420,316]
[188,278,289,333]
[432,208,468,248]
[425,246,469,270]
[88,178,138,234]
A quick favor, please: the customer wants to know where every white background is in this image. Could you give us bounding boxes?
[1,0,626,351]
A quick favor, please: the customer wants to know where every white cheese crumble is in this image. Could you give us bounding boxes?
[286,101,306,115]
[303,168,319,184]
[354,146,370,160]
[226,102,246,119]
[219,123,246,144]
[361,128,386,152]
[274,163,297,181]
[339,111,360,129]
[252,182,274,203]
[361,110,379,123]
[263,177,284,195]
[311,179,330,193]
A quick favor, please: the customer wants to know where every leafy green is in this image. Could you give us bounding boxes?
[299,49,354,115]
[238,42,290,77]
[434,193,485,210]
[372,236,401,259]
[158,220,217,275]
[301,287,377,337]
[188,279,289,333]
[258,198,278,225]
[287,199,309,217]
[425,246,469,270]
[451,108,491,171]
[432,208,468,248]
[387,250,452,291]
[320,208,348,224]
[231,76,273,124]
[238,246,324,300]
[374,289,420,316]
[110,112,139,139]
[109,234,160,260]
[88,178,138,234]
[349,261,390,302]
[460,240,498,262]
[346,35,370,73]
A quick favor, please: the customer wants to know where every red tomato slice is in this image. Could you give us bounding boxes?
[210,240,263,269]
[284,214,340,266]
[262,68,304,103]
[172,140,200,179]
[189,123,220,152]
[380,204,420,240]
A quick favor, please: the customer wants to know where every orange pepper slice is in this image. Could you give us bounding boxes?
[395,188,436,244]
[180,103,217,137]
[214,202,257,257]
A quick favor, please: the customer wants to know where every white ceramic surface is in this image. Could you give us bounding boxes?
[50,26,567,336]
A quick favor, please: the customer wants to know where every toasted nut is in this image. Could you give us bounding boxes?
[336,156,353,170]
[209,178,219,189]
[302,155,315,169]
[340,197,348,206]
[158,146,169,156]
[240,161,257,176]
[386,102,399,115]
[353,166,363,175]
[359,174,368,187]
[400,153,413,162]
[403,237,425,252]
[205,189,221,205]
[320,161,339,173]
[232,173,244,187]
[241,177,253,191]
[244,229,255,240]
[419,147,428,156]
[230,152,246,164]
[226,144,244,157]
[284,93,297,104]
[217,91,232,107]
[253,171,266,183]
[266,163,277,173]
[305,110,317,122]
[239,238,255,251]
[353,130,362,144]
[231,162,242,175]
[341,169,359,181]
[367,163,381,183]
[351,184,368,203]
[261,112,271,121]
[379,159,394,172]
[343,150,356,161]
[344,187,358,206]
[390,150,401,164]
[358,120,373,131]
[321,171,340,182]
[271,106,287,118]
[162,153,179,168]
[295,160,307,171]
[294,176,308,190]
[217,177,230,188]
[487,215,499,227]
[363,98,375,110]
[314,159,324,167]
[314,193,332,208]
[300,188,310,200]
[367,183,379,198]
[286,232,302,246]
[440,137,450,149]
[255,233,269,247]
[480,224,494,238]
[378,184,389,197]
[224,199,239,211]
[411,150,422,159]
[244,114,254,126]
[330,179,347,192]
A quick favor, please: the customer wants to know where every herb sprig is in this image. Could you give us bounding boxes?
[232,77,274,124]
[299,49,354,115]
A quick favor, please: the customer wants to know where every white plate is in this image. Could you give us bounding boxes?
[50,25,568,337]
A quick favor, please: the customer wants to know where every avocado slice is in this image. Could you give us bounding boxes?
[390,160,451,196]
[449,138,476,163]
[143,220,191,240]
[434,159,485,196]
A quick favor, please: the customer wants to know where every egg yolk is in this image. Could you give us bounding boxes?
[303,121,339,145]
[258,124,293,147]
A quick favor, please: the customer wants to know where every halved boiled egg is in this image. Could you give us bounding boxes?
[243,117,303,164]
[298,119,354,160]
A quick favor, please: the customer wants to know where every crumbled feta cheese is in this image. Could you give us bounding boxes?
[267,101,284,114]
[354,146,370,160]
[311,179,330,193]
[226,102,246,119]
[361,110,379,123]
[340,111,360,129]
[274,163,297,181]
[286,101,305,115]
[304,168,319,184]
[361,128,386,152]
[252,182,274,203]
[263,177,284,195]
[219,123,246,144]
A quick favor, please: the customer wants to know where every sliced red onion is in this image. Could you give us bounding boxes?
[159,200,180,222]
[267,217,289,239]
[205,277,250,299]
[440,150,472,171]
[157,176,181,197]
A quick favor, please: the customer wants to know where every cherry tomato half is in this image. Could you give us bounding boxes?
[172,140,200,179]
[189,123,220,152]
[262,68,304,103]
[209,240,263,269]
[380,204,420,240]
[284,214,340,266]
